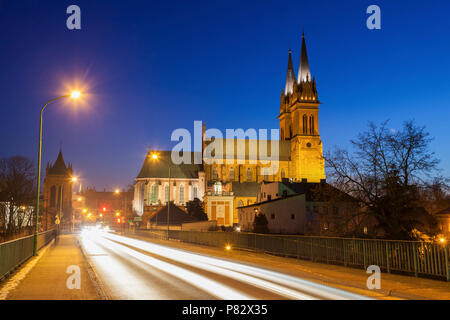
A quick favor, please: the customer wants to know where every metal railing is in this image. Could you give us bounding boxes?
[135,229,450,281]
[0,229,56,281]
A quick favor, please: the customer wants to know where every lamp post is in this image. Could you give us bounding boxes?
[33,91,81,256]
[150,153,171,239]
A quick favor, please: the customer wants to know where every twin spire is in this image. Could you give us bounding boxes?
[284,32,312,95]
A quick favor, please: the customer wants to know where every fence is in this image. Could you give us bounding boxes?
[0,229,56,281]
[135,229,450,281]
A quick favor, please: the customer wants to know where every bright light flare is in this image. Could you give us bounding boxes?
[151,153,158,160]
[439,238,446,243]
[225,244,231,251]
[70,91,81,99]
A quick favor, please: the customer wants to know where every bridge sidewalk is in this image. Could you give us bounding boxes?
[0,234,101,300]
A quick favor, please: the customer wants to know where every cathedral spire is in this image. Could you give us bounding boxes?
[298,32,311,83]
[284,48,296,95]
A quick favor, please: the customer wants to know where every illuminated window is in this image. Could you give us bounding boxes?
[214,182,222,194]
[193,185,198,199]
[263,168,268,181]
[281,168,286,179]
[247,167,252,181]
[164,184,169,203]
[179,185,184,203]
[151,184,157,203]
[229,167,234,181]
[303,114,308,134]
[212,167,218,180]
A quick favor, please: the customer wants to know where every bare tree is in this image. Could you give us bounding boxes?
[0,156,36,237]
[325,120,442,239]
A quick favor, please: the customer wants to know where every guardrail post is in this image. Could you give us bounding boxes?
[445,244,449,282]
[413,242,418,277]
[363,240,367,269]
[385,241,390,273]
[343,239,347,267]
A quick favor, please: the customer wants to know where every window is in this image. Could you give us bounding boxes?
[309,115,314,134]
[291,214,295,220]
[179,184,184,203]
[303,115,308,134]
[281,168,286,179]
[193,185,198,199]
[151,184,157,203]
[214,182,222,194]
[164,184,169,203]
[50,186,56,208]
[246,167,252,181]
[270,213,275,220]
[267,195,271,201]
[229,167,234,181]
[212,167,218,180]
[263,168,268,181]
[238,200,244,207]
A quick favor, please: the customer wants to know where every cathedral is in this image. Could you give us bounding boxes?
[133,33,325,226]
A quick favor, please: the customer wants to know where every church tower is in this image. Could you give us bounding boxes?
[42,148,73,230]
[279,33,325,182]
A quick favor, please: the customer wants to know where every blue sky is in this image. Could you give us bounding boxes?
[0,0,449,189]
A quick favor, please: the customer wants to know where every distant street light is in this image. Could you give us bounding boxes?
[33,91,81,256]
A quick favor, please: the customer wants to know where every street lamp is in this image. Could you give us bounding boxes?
[150,153,171,238]
[33,91,81,256]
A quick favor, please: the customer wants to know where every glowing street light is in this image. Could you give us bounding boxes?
[33,91,83,256]
[71,91,81,99]
[114,189,120,194]
[115,212,120,217]
[439,237,446,244]
[82,208,87,213]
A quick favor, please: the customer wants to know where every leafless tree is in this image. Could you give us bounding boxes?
[324,120,442,239]
[0,156,36,237]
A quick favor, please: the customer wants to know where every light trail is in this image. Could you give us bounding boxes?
[80,229,373,300]
[82,230,252,300]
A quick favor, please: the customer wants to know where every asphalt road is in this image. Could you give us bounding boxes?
[80,229,372,300]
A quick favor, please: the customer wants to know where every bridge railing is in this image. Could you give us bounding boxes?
[134,229,449,281]
[0,229,56,281]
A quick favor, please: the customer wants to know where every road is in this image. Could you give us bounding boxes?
[80,229,372,300]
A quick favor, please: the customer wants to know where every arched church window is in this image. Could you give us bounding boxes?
[212,167,218,180]
[193,185,198,199]
[164,184,169,203]
[247,167,252,182]
[50,186,56,208]
[309,115,314,134]
[263,168,268,181]
[229,167,234,181]
[303,115,308,134]
[179,184,184,203]
[151,184,157,203]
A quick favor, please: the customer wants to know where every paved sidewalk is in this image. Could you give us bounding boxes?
[1,234,100,300]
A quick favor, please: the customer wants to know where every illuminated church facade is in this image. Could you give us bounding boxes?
[133,34,325,226]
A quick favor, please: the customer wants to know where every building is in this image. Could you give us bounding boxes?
[146,202,197,229]
[81,187,133,224]
[133,151,206,216]
[133,33,326,227]
[239,194,309,234]
[238,181,372,235]
[42,149,74,230]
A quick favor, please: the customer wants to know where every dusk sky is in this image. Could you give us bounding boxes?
[1,0,449,190]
